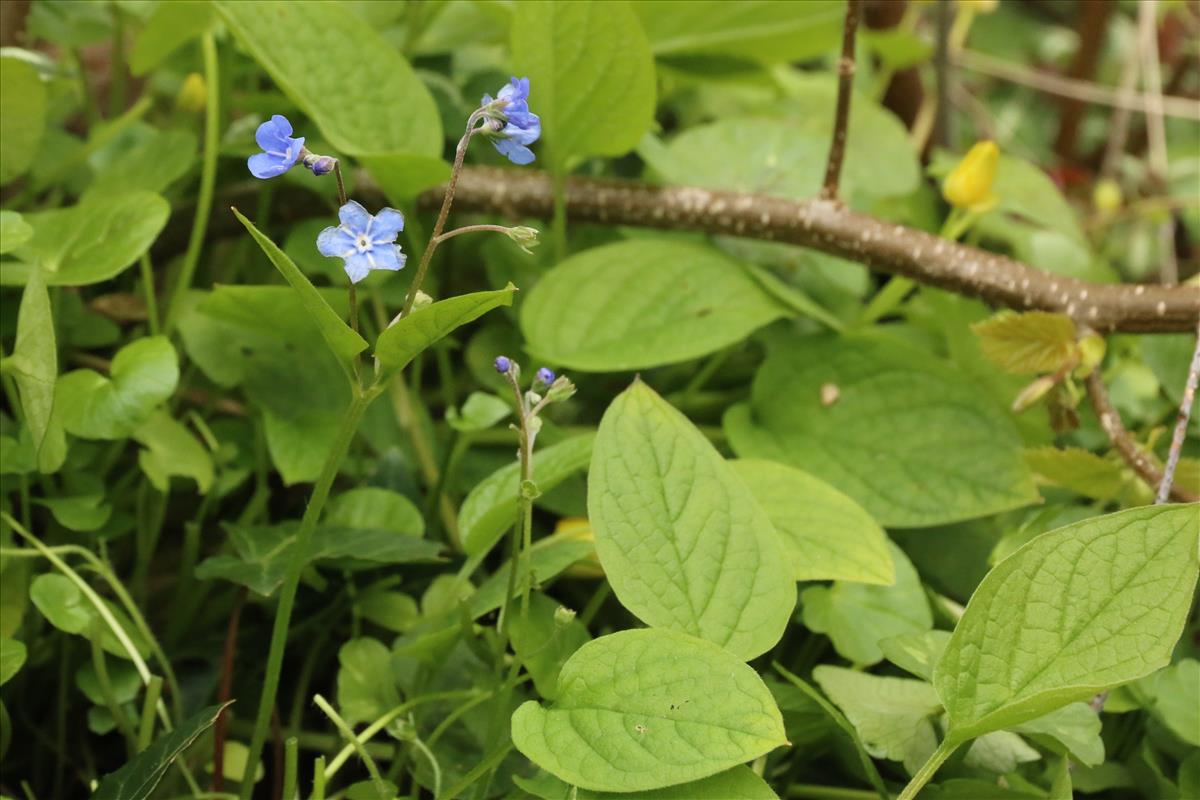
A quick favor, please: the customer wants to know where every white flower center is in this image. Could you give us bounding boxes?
[356,235,371,252]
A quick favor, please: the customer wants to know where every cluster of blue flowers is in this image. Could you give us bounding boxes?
[493,356,554,387]
[247,77,540,284]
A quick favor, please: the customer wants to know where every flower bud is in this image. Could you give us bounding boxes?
[942,140,999,211]
[535,367,555,385]
[412,290,433,311]
[506,226,540,254]
[1012,375,1056,412]
[493,355,512,374]
[554,606,577,627]
[1092,178,1122,215]
[544,375,577,404]
[176,72,207,113]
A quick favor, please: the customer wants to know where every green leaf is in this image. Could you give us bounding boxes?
[93,702,231,800]
[35,492,112,532]
[0,210,33,254]
[0,638,27,686]
[232,208,368,380]
[4,266,59,471]
[801,542,932,666]
[77,656,141,706]
[935,505,1200,742]
[511,628,787,792]
[641,78,919,208]
[731,459,893,585]
[724,333,1038,527]
[446,391,511,433]
[520,240,786,371]
[356,589,418,634]
[195,523,293,596]
[3,192,170,286]
[374,284,517,380]
[879,630,953,682]
[516,765,779,800]
[310,526,442,566]
[129,0,214,75]
[132,410,213,493]
[589,380,795,660]
[971,311,1079,375]
[326,487,424,538]
[469,534,596,618]
[29,574,148,659]
[509,593,591,701]
[1024,447,1134,502]
[1137,659,1200,746]
[511,0,655,169]
[84,129,198,200]
[336,638,401,725]
[361,154,450,205]
[1012,703,1104,767]
[813,666,942,774]
[0,57,46,184]
[460,433,595,557]
[215,0,440,156]
[56,336,178,439]
[634,0,843,63]
[962,730,1040,774]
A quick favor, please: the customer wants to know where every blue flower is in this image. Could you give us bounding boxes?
[481,77,540,165]
[536,367,555,385]
[248,115,305,179]
[494,356,512,374]
[316,201,407,284]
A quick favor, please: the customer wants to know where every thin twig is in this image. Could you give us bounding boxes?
[435,167,1200,332]
[821,0,862,201]
[956,49,1200,120]
[1156,323,1200,503]
[1085,370,1199,503]
[1100,24,1142,178]
[212,587,247,792]
[1138,0,1178,284]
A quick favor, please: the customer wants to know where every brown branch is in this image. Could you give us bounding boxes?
[821,0,862,201]
[212,587,248,792]
[433,167,1200,333]
[1085,370,1199,503]
[1053,0,1112,160]
[1157,323,1200,503]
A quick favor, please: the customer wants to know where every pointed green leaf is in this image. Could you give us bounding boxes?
[520,240,786,371]
[731,459,893,585]
[724,334,1038,527]
[214,0,440,156]
[0,57,46,185]
[460,432,595,557]
[935,505,1200,741]
[0,210,33,254]
[589,380,795,659]
[511,628,787,792]
[232,208,368,379]
[1012,703,1104,767]
[511,0,655,169]
[374,284,516,380]
[634,0,842,62]
[93,703,231,800]
[4,266,58,470]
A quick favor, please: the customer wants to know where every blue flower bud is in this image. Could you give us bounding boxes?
[310,156,336,176]
[536,367,555,385]
[494,356,512,374]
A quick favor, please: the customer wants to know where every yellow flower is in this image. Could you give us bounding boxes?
[942,140,999,212]
[555,517,605,579]
[1092,178,1122,215]
[176,72,207,113]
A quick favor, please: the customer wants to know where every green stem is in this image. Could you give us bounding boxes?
[281,737,299,800]
[164,33,220,334]
[71,48,100,126]
[897,735,961,800]
[136,675,163,752]
[310,756,326,800]
[109,2,126,117]
[139,254,160,335]
[90,628,138,750]
[238,392,372,800]
[313,694,390,800]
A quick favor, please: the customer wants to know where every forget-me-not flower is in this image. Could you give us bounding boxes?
[317,201,407,284]
[248,115,305,179]
[481,77,540,165]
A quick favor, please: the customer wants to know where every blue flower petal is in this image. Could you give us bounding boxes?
[270,114,293,137]
[343,253,373,284]
[371,208,405,243]
[317,226,356,258]
[368,245,406,272]
[338,200,371,235]
[494,138,535,165]
[248,152,290,179]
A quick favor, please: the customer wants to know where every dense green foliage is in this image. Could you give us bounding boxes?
[1,2,1198,799]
